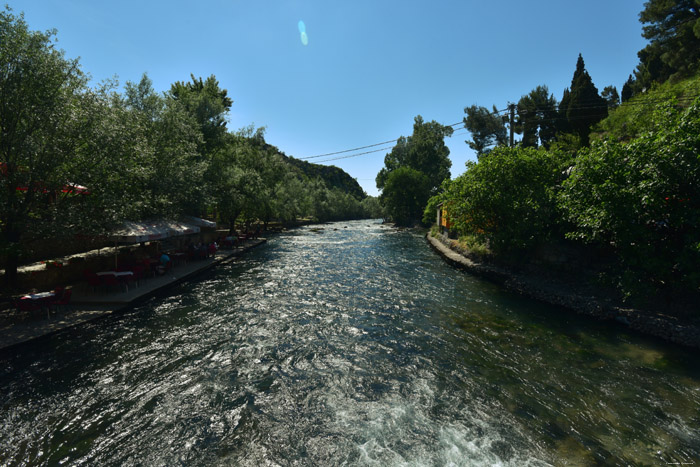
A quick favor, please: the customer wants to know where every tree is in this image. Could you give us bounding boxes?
[361,196,384,219]
[123,73,205,218]
[440,147,567,252]
[376,115,453,194]
[0,8,108,285]
[560,54,608,147]
[621,75,635,102]
[515,86,559,148]
[379,167,431,226]
[208,135,265,233]
[124,73,163,121]
[601,85,620,109]
[376,116,453,225]
[169,74,232,154]
[463,105,507,157]
[634,0,700,90]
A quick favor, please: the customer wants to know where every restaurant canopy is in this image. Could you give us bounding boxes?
[184,216,217,229]
[109,220,200,244]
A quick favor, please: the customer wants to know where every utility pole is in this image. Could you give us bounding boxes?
[509,103,515,147]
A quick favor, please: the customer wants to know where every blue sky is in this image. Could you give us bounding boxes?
[11,0,648,196]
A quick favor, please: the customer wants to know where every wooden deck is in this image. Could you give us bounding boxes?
[0,239,267,352]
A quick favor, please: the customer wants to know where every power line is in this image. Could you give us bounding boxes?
[299,111,508,162]
[313,145,396,164]
[298,139,400,160]
[297,94,700,164]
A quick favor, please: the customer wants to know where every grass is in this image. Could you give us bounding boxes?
[456,234,491,257]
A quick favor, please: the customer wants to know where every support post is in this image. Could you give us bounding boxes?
[509,103,515,147]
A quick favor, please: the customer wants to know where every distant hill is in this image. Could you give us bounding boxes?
[281,154,367,201]
[252,140,366,200]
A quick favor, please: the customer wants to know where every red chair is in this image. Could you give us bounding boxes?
[16,297,41,313]
[84,270,102,293]
[132,265,145,285]
[120,271,137,290]
[143,259,157,278]
[16,296,50,319]
[50,289,72,312]
[100,273,122,293]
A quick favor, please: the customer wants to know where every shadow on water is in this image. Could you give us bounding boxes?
[1,220,699,466]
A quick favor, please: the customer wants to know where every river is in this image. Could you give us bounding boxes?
[1,220,699,465]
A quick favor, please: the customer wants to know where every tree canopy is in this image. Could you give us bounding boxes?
[463,105,507,157]
[376,116,453,226]
[515,86,559,149]
[560,55,608,147]
[631,0,700,94]
[376,116,453,194]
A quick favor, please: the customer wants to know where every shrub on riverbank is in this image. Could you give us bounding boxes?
[559,98,700,302]
[433,97,700,310]
[435,146,569,253]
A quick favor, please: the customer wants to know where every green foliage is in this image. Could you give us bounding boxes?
[377,115,453,225]
[595,72,700,142]
[429,224,439,238]
[601,85,620,109]
[463,104,507,157]
[633,0,700,93]
[559,98,700,297]
[376,115,453,194]
[515,85,559,149]
[457,234,491,257]
[621,75,635,103]
[0,7,102,280]
[380,167,431,226]
[169,74,232,154]
[561,54,608,147]
[0,9,374,285]
[440,147,568,252]
[285,156,366,200]
[122,73,205,218]
[422,192,443,226]
[360,196,384,219]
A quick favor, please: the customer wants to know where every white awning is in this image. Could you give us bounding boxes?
[109,220,200,244]
[184,216,217,229]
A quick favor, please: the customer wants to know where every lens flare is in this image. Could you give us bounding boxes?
[298,20,306,34]
[300,31,309,46]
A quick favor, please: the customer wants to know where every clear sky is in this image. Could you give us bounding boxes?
[10,0,648,196]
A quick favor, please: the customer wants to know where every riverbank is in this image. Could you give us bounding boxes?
[0,238,267,352]
[426,232,700,350]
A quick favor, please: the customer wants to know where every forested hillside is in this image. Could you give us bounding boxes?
[281,155,366,201]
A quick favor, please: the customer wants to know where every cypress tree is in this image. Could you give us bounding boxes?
[562,54,607,147]
[621,75,635,102]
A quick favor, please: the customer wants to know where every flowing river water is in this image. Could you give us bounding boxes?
[1,220,699,465]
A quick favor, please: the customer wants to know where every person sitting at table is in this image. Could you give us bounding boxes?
[157,253,171,274]
[207,242,217,258]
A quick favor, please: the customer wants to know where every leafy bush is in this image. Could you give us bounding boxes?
[559,98,700,297]
[380,166,431,226]
[442,147,569,252]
